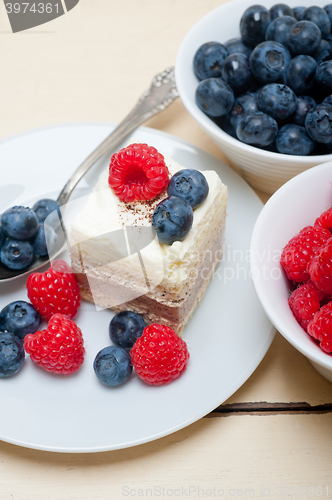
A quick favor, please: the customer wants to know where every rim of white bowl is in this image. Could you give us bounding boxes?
[250,160,332,370]
[174,0,332,165]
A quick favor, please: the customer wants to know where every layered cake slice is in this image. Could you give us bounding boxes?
[69,143,227,333]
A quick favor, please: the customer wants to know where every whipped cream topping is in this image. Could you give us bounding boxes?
[70,150,225,283]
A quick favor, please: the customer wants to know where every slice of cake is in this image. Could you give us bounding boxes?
[69,143,227,333]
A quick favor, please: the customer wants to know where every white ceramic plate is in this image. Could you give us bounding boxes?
[0,123,275,453]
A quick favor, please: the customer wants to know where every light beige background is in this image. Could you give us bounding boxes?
[0,1,332,498]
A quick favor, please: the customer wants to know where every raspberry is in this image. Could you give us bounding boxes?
[315,207,332,232]
[24,314,85,374]
[108,143,170,203]
[26,259,81,320]
[308,237,332,295]
[280,226,331,283]
[130,324,189,385]
[288,281,325,331]
[308,301,332,354]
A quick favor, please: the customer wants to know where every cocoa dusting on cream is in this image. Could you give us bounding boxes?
[118,189,168,225]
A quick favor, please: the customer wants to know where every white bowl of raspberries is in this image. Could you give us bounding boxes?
[175,0,332,194]
[250,160,332,383]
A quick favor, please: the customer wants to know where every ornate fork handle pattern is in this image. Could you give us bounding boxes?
[57,67,178,206]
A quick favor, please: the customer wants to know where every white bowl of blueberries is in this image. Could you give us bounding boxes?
[175,0,332,194]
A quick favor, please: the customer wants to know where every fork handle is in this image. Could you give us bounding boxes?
[57,67,178,206]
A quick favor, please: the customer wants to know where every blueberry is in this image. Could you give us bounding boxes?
[195,78,234,117]
[265,15,297,45]
[250,41,291,84]
[1,206,39,241]
[93,346,132,387]
[0,331,25,377]
[0,226,4,251]
[32,223,58,257]
[228,92,259,128]
[32,198,61,226]
[276,124,314,155]
[313,40,332,65]
[109,311,146,350]
[167,169,209,209]
[302,6,331,39]
[236,112,278,146]
[214,115,237,138]
[221,53,255,96]
[316,60,332,93]
[285,21,322,56]
[270,4,295,20]
[293,6,305,21]
[283,55,317,95]
[0,301,41,340]
[305,103,332,143]
[257,83,297,120]
[193,42,229,81]
[224,37,252,57]
[240,5,272,47]
[323,95,332,105]
[152,196,193,245]
[0,238,34,270]
[292,96,317,126]
[324,4,332,26]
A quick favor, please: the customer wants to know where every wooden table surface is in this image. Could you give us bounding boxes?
[1,0,332,498]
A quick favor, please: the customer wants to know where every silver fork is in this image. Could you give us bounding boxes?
[1,67,179,282]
